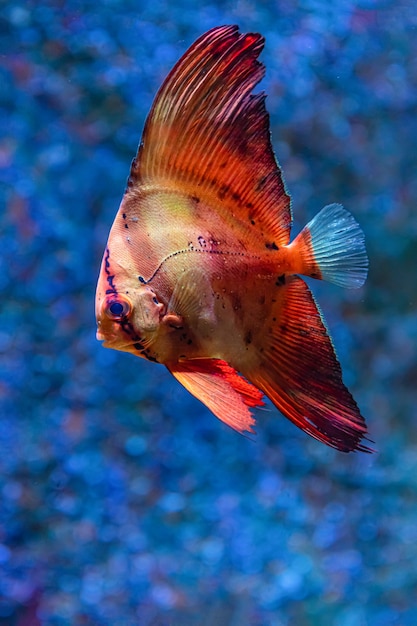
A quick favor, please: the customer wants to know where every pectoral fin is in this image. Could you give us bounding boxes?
[167,358,264,433]
[167,268,216,330]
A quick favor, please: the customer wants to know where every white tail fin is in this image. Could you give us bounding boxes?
[303,203,368,289]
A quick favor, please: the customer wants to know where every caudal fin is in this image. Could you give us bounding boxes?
[291,204,368,288]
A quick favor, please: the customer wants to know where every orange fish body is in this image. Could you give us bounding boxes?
[96,26,370,452]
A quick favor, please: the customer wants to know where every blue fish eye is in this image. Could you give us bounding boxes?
[106,298,131,319]
[110,301,124,316]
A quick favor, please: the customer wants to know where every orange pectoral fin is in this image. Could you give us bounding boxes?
[167,359,264,434]
[251,276,372,452]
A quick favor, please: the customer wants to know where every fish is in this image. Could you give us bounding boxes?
[95,25,371,453]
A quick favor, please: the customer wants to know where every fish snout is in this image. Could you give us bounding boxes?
[96,325,106,342]
[95,318,118,347]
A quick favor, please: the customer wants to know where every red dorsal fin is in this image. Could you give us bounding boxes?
[167,358,264,433]
[249,276,371,452]
[128,25,291,247]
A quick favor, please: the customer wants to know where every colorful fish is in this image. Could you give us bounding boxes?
[95,25,371,452]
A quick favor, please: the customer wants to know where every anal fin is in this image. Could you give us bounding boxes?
[250,276,372,452]
[167,358,264,434]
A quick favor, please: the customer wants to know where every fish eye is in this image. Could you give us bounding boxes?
[105,297,131,320]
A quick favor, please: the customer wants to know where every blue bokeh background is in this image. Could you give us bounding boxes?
[1,1,417,624]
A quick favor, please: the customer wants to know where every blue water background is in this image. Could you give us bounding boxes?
[1,1,416,624]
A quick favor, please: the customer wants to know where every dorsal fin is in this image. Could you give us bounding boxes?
[128,25,292,247]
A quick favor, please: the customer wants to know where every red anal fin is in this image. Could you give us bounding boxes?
[251,276,371,452]
[167,358,264,434]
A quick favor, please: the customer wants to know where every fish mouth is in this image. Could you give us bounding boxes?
[96,329,118,348]
[96,322,110,343]
[96,329,105,342]
[96,316,116,343]
[96,327,138,352]
[96,324,116,347]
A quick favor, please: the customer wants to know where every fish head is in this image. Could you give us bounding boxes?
[95,247,166,355]
[96,288,165,348]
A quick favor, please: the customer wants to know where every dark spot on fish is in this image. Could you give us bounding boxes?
[211,49,223,60]
[122,213,127,219]
[276,274,286,286]
[119,322,161,361]
[127,156,141,189]
[124,223,129,229]
[256,175,268,191]
[272,317,277,322]
[138,276,146,284]
[310,271,321,279]
[299,328,310,337]
[220,161,227,169]
[187,339,192,345]
[231,293,242,314]
[191,195,200,203]
[259,295,265,305]
[237,138,248,156]
[106,276,117,295]
[120,320,139,339]
[244,330,252,345]
[232,192,241,202]
[280,323,288,335]
[218,184,230,200]
[250,219,256,226]
[265,242,279,251]
[152,297,159,304]
[198,236,207,247]
[246,202,254,209]
[104,249,118,294]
